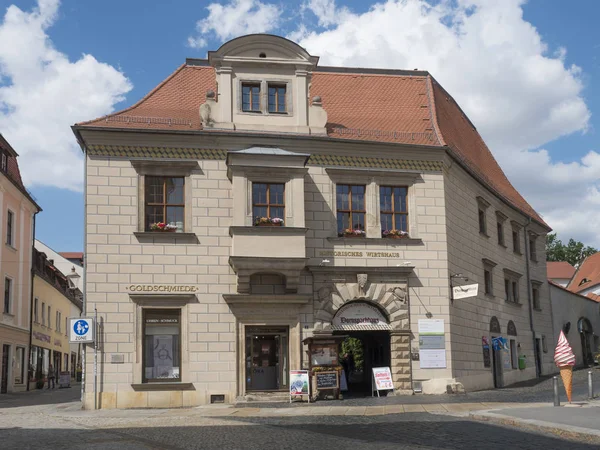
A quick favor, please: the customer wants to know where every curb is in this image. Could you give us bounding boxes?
[469,411,600,443]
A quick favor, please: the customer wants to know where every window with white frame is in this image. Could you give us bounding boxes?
[6,209,14,246]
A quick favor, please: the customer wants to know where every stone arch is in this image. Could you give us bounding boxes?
[507,320,517,336]
[314,274,409,332]
[490,316,501,334]
[578,317,593,333]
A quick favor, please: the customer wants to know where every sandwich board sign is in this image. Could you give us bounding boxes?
[372,367,394,397]
[69,317,95,344]
[289,370,310,403]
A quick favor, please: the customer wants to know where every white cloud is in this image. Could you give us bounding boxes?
[188,0,281,49]
[289,0,598,246]
[0,0,131,191]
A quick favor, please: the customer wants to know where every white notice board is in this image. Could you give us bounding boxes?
[419,349,447,369]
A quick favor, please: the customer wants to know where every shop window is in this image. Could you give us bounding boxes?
[337,184,366,236]
[252,183,285,225]
[242,83,261,112]
[380,186,408,236]
[3,277,12,314]
[268,84,286,113]
[14,347,24,384]
[143,309,181,383]
[6,209,14,246]
[144,176,184,232]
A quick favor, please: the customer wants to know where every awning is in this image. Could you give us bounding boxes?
[331,323,391,331]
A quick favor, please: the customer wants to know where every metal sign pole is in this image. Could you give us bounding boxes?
[94,308,98,410]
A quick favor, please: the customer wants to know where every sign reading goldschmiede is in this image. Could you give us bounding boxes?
[126,285,198,293]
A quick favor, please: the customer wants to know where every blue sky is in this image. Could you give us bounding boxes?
[0,0,599,251]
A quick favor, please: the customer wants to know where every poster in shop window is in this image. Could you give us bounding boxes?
[153,335,174,379]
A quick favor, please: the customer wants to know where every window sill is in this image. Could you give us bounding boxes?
[134,232,198,244]
[327,237,423,245]
[479,232,490,238]
[498,243,507,248]
[513,250,522,256]
[131,382,195,392]
[229,226,308,236]
[533,307,543,312]
[5,243,17,252]
[2,312,14,318]
[505,301,522,307]
[485,293,494,299]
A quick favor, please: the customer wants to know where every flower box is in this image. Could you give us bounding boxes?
[341,229,366,238]
[382,230,409,239]
[254,217,284,227]
[149,222,178,232]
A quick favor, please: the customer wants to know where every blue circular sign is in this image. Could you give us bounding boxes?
[73,319,89,336]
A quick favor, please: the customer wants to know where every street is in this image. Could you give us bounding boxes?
[0,371,599,450]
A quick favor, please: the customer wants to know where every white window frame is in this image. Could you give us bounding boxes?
[6,209,14,247]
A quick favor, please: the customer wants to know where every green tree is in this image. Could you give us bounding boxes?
[546,233,597,266]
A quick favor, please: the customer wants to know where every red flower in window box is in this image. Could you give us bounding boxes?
[150,222,177,232]
[382,229,409,239]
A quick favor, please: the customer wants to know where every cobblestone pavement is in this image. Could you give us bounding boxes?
[1,403,598,450]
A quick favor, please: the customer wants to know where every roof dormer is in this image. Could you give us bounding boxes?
[199,34,327,135]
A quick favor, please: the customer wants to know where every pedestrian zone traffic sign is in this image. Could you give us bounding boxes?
[69,317,95,344]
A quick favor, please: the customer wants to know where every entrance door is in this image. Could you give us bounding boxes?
[1,344,9,393]
[491,336,503,388]
[245,327,288,391]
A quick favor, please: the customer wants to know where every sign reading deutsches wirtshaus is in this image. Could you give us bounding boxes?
[451,283,479,300]
[69,317,95,344]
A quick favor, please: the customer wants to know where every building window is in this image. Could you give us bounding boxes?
[484,269,493,295]
[145,176,184,232]
[268,84,286,113]
[532,284,541,310]
[542,335,548,353]
[497,221,505,246]
[512,281,519,304]
[6,209,14,246]
[252,183,285,224]
[0,152,7,172]
[336,185,366,236]
[42,302,46,326]
[48,306,52,329]
[510,340,517,369]
[504,279,511,302]
[14,347,24,384]
[478,208,487,234]
[512,227,521,254]
[65,317,68,336]
[380,186,408,236]
[143,309,181,382]
[56,311,61,333]
[3,277,11,314]
[34,298,39,323]
[529,235,537,261]
[242,83,261,112]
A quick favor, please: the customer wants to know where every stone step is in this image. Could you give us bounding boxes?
[237,391,290,403]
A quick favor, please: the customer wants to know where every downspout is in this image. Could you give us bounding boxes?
[523,217,539,377]
[26,212,37,391]
[81,148,88,404]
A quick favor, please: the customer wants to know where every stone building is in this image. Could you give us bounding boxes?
[73,34,552,409]
[0,134,40,394]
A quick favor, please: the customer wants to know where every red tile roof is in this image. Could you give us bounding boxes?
[568,252,600,293]
[59,252,84,260]
[0,133,26,190]
[547,261,576,280]
[76,64,547,227]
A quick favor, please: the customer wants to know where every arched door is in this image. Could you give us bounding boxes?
[490,317,503,388]
[578,318,594,366]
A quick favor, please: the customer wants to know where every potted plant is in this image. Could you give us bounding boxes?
[382,229,409,239]
[150,222,177,232]
[341,228,366,238]
[254,217,284,227]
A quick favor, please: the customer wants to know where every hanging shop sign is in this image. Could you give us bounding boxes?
[289,370,310,402]
[332,303,390,331]
[452,283,479,300]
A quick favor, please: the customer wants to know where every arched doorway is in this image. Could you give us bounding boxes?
[578,318,594,366]
[490,316,503,388]
[332,301,391,396]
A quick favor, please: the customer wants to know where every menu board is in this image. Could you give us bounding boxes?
[316,371,338,389]
[372,367,394,391]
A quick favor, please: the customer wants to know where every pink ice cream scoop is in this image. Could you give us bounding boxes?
[554,330,575,366]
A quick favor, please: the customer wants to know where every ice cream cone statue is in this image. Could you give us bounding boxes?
[554,331,576,403]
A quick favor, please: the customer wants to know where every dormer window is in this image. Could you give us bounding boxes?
[268,84,286,113]
[242,83,261,112]
[1,152,7,173]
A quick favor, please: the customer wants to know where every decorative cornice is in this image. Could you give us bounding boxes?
[86,145,444,172]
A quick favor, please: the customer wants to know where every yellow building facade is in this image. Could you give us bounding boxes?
[29,248,82,389]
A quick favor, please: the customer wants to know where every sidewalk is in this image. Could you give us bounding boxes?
[469,400,600,442]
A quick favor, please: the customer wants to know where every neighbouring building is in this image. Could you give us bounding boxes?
[567,252,600,299]
[547,261,575,287]
[58,252,85,268]
[549,282,599,367]
[73,34,553,409]
[29,246,83,389]
[0,134,41,394]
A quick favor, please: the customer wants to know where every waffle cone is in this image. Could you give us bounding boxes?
[559,366,573,403]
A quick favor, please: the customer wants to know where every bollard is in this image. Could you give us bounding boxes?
[553,376,560,406]
[589,370,594,399]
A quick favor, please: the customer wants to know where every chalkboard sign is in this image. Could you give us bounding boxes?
[315,371,338,389]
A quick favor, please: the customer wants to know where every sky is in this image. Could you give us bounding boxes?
[0,0,598,252]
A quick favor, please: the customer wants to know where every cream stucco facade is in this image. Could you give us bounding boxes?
[74,35,553,409]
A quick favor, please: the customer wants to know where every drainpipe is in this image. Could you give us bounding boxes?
[523,217,539,378]
[26,213,37,391]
